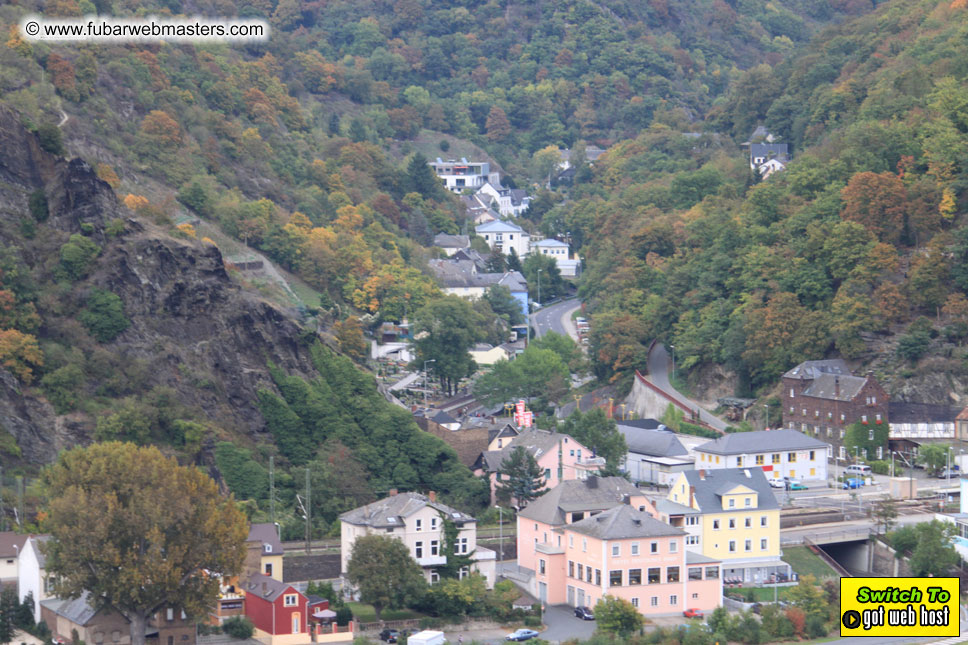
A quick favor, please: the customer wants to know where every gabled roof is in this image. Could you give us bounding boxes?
[518,476,642,525]
[509,189,530,206]
[476,220,525,234]
[567,504,683,540]
[244,573,301,603]
[803,373,868,401]
[481,429,578,473]
[340,492,475,529]
[28,535,50,567]
[0,532,28,559]
[434,234,470,249]
[618,427,688,458]
[749,143,788,159]
[616,418,665,431]
[532,238,569,248]
[783,359,851,380]
[889,402,961,424]
[41,591,100,626]
[678,468,779,513]
[247,523,283,556]
[696,429,828,456]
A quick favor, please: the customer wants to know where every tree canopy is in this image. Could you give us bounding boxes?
[346,534,427,620]
[43,442,248,645]
[495,446,547,509]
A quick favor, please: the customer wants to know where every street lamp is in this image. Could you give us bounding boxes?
[763,404,770,431]
[423,359,436,405]
[495,505,505,564]
[670,344,676,384]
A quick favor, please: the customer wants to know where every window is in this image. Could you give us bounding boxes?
[736,456,743,467]
[431,540,439,556]
[744,539,752,552]
[712,520,720,530]
[728,518,736,529]
[265,562,273,577]
[415,519,422,531]
[587,568,593,583]
[705,566,719,579]
[629,569,642,585]
[669,541,677,553]
[802,409,807,416]
[610,570,622,586]
[761,538,768,550]
[686,515,698,526]
[631,542,639,555]
[788,452,797,462]
[459,566,470,580]
[862,415,868,423]
[431,517,438,531]
[577,564,584,579]
[729,541,736,553]
[568,561,574,577]
[647,568,660,584]
[167,609,174,621]
[686,535,700,546]
[430,571,439,584]
[840,446,846,459]
[745,497,751,508]
[670,595,678,606]
[264,543,272,553]
[877,446,883,459]
[815,409,819,418]
[651,541,659,553]
[688,567,702,581]
[828,412,832,419]
[728,498,735,508]
[544,468,551,480]
[631,598,639,608]
[876,413,882,422]
[570,449,574,456]
[840,429,845,439]
[755,454,764,465]
[790,388,794,398]
[651,597,659,607]
[789,406,794,414]
[582,538,587,552]
[539,559,546,574]
[459,537,468,554]
[841,413,846,422]
[612,544,620,557]
[772,454,780,464]
[745,517,752,528]
[284,594,298,607]
[291,614,301,635]
[666,567,679,583]
[760,516,767,527]
[415,542,423,558]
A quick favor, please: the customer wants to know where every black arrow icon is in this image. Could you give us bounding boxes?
[842,610,862,630]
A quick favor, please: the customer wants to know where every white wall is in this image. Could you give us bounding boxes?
[695,449,829,481]
[18,538,46,622]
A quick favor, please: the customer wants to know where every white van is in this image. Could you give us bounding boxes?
[845,464,872,477]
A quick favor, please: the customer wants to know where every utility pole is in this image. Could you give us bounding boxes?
[305,467,311,555]
[16,477,23,530]
[423,359,436,405]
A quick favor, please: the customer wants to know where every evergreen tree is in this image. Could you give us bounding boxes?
[506,248,523,273]
[0,588,16,645]
[495,446,546,508]
[407,153,443,200]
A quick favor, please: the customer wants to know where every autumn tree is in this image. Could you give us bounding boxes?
[346,535,427,620]
[485,105,512,142]
[0,329,42,383]
[44,442,248,645]
[840,172,907,245]
[594,595,644,637]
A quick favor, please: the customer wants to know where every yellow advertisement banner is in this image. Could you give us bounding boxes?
[840,577,960,637]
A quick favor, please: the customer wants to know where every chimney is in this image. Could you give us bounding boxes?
[389,488,398,496]
[867,369,874,379]
[689,485,695,507]
[428,491,437,502]
[622,494,630,505]
[698,470,706,480]
[835,376,840,399]
[262,581,267,595]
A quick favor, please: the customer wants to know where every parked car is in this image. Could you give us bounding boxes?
[380,630,399,643]
[842,477,864,489]
[788,482,808,491]
[683,608,704,619]
[574,606,595,620]
[937,468,960,479]
[768,478,785,489]
[751,603,762,615]
[506,629,540,641]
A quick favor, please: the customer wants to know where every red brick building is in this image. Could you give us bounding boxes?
[781,359,889,458]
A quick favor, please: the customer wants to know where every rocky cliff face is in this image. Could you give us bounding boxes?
[0,104,320,463]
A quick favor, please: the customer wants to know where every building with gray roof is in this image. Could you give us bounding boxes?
[566,504,684,541]
[517,476,647,527]
[617,424,694,486]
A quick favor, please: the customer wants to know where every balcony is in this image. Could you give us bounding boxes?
[416,555,447,567]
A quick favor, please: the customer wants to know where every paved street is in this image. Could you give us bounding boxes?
[645,342,729,432]
[532,299,581,341]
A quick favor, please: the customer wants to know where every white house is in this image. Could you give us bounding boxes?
[531,238,581,277]
[429,158,491,193]
[19,535,52,622]
[0,532,26,589]
[616,420,694,486]
[477,182,531,217]
[757,158,786,179]
[475,220,530,258]
[694,429,830,482]
[340,491,496,588]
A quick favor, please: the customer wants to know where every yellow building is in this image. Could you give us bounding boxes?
[659,468,789,585]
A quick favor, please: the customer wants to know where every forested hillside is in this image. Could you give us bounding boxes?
[560,0,968,402]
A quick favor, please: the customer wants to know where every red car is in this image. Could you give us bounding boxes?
[683,608,704,619]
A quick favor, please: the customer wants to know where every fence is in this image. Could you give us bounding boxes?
[781,526,871,546]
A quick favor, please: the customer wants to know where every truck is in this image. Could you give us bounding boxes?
[407,631,446,645]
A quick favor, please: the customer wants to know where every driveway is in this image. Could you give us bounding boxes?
[538,605,598,642]
[646,343,728,432]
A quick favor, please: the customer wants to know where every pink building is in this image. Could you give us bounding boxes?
[515,477,722,617]
[478,429,604,505]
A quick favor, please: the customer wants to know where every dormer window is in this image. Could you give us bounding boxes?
[264,543,272,553]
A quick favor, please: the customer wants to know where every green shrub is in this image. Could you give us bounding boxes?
[806,614,827,639]
[79,289,130,342]
[214,442,269,500]
[80,222,95,235]
[41,364,85,414]
[523,615,542,627]
[28,190,48,222]
[335,606,353,626]
[439,139,450,151]
[59,234,101,280]
[221,616,254,640]
[869,460,890,475]
[35,123,64,155]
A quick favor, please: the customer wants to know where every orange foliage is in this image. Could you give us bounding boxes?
[123,194,150,211]
[0,329,43,383]
[46,53,78,101]
[139,110,182,147]
[96,163,121,189]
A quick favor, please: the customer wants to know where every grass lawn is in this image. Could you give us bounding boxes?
[729,586,791,602]
[782,545,838,580]
[347,602,422,623]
